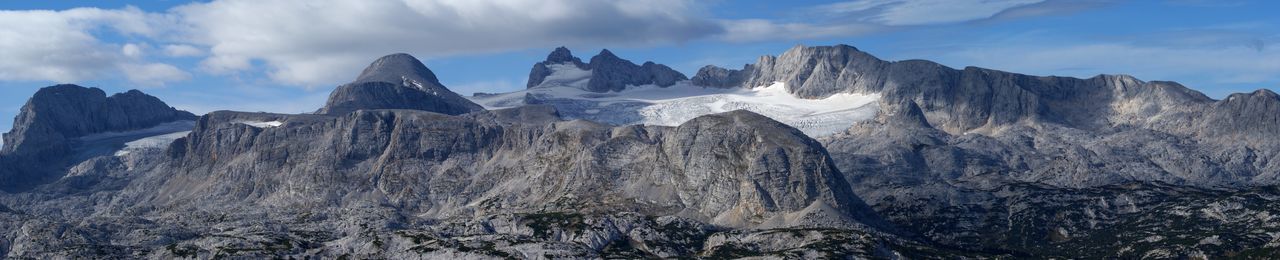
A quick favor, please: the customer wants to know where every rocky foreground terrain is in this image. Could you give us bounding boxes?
[0,45,1278,259]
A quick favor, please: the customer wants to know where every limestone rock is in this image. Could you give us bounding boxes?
[317,53,483,115]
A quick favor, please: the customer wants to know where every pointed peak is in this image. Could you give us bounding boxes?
[588,49,630,66]
[544,46,580,64]
[596,49,618,59]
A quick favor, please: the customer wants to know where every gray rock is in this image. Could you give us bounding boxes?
[317,53,484,115]
[690,65,749,88]
[136,108,881,230]
[526,47,587,89]
[0,85,195,191]
[526,48,688,92]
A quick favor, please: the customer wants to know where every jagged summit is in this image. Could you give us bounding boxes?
[318,53,483,115]
[544,46,585,67]
[525,47,687,92]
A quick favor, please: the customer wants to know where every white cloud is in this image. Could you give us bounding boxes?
[122,43,145,58]
[169,0,722,87]
[820,0,1045,26]
[119,63,192,86]
[162,44,205,57]
[717,19,881,42]
[0,7,189,86]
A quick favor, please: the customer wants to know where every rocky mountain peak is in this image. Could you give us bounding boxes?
[318,53,483,115]
[2,85,196,155]
[544,46,584,66]
[526,47,688,92]
[692,44,888,97]
[591,48,620,61]
[1,84,195,191]
[355,53,441,86]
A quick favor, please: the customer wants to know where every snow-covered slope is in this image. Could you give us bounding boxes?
[71,120,196,159]
[113,131,191,156]
[471,81,879,137]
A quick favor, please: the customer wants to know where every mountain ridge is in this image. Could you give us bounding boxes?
[526,47,687,92]
[1,45,1279,258]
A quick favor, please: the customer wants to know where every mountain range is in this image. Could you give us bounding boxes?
[0,44,1277,258]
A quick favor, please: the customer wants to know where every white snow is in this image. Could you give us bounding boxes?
[114,131,191,156]
[471,79,880,137]
[236,120,283,128]
[537,63,592,90]
[79,121,196,142]
[70,120,194,157]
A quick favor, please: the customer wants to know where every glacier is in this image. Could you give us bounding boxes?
[471,78,880,137]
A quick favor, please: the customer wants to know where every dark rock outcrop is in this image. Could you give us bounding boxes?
[526,47,688,92]
[691,64,749,88]
[317,53,483,115]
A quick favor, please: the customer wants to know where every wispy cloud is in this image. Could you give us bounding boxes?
[817,0,1045,26]
[716,19,882,42]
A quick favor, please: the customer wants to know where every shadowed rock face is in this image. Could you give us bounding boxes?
[317,53,483,115]
[526,47,688,92]
[0,85,195,191]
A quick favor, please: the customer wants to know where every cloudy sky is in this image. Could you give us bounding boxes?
[1,0,1277,136]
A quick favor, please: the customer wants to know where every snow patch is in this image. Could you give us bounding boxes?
[236,120,283,128]
[72,120,195,158]
[114,131,191,156]
[470,81,880,137]
[79,121,196,142]
[536,63,592,90]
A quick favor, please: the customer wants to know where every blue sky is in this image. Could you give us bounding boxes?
[1,0,1278,137]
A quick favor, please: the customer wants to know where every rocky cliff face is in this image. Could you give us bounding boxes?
[526,47,687,92]
[317,53,483,115]
[130,107,879,229]
[0,85,195,191]
[526,47,588,89]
